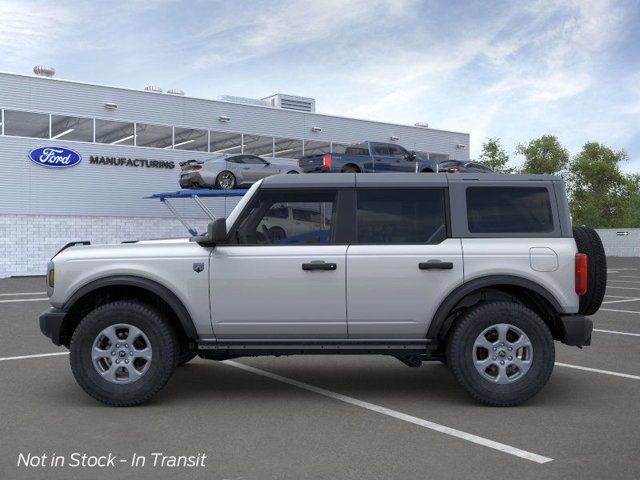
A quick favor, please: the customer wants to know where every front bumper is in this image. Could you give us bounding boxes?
[558,314,593,346]
[39,307,68,346]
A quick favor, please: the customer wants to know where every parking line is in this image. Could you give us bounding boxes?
[602,297,640,305]
[555,363,640,381]
[606,286,640,291]
[600,308,640,315]
[593,328,640,337]
[617,275,640,279]
[0,352,69,362]
[0,298,49,304]
[223,360,553,464]
[609,280,640,284]
[0,291,47,296]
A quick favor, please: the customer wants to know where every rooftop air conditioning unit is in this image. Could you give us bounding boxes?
[262,94,316,113]
[144,85,163,93]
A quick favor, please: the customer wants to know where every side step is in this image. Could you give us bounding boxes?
[197,338,431,356]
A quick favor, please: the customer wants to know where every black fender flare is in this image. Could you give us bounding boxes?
[426,275,564,341]
[63,275,198,339]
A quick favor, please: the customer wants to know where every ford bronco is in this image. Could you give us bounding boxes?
[39,173,606,406]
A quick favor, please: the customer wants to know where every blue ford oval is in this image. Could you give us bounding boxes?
[28,146,82,168]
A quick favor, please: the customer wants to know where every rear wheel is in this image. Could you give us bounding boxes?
[70,301,178,406]
[573,226,607,315]
[215,171,236,189]
[446,301,555,407]
[341,165,359,173]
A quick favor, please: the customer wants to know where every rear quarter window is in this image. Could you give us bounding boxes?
[466,187,554,233]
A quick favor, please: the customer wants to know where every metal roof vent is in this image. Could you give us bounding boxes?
[414,122,429,128]
[33,65,55,77]
[167,89,185,96]
[144,85,163,93]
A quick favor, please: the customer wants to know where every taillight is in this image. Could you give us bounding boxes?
[575,253,588,295]
[297,159,301,167]
[193,165,202,171]
[447,167,463,173]
[322,154,331,169]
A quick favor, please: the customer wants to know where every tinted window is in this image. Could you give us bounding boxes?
[373,144,390,156]
[242,155,267,165]
[466,187,554,233]
[345,147,370,156]
[356,189,447,244]
[235,190,335,245]
[95,119,135,145]
[388,145,407,157]
[467,162,492,172]
[227,156,244,164]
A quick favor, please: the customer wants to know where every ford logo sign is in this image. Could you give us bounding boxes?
[28,146,82,168]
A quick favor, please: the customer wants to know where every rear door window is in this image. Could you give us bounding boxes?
[466,187,554,233]
[355,189,447,244]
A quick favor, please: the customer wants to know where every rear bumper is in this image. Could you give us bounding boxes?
[179,172,207,188]
[39,307,68,346]
[558,314,593,346]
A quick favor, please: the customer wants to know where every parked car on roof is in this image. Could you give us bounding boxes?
[297,141,438,174]
[179,154,301,190]
[438,159,493,173]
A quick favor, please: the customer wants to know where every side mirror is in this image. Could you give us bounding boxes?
[192,218,227,247]
[209,218,228,243]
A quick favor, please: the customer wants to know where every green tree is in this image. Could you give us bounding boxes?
[516,135,569,175]
[620,174,640,228]
[568,142,629,227]
[478,137,513,173]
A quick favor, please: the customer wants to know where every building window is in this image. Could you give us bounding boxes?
[135,123,173,148]
[243,135,274,156]
[303,140,331,156]
[51,114,94,142]
[273,137,303,158]
[3,110,49,139]
[95,119,135,145]
[210,131,242,154]
[173,127,208,151]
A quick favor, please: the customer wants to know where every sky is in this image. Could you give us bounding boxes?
[1,0,639,170]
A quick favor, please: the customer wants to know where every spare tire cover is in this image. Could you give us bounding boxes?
[572,226,607,315]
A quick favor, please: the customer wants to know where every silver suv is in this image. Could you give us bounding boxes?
[39,173,606,407]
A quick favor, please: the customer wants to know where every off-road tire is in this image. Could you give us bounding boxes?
[70,301,179,407]
[573,226,607,315]
[446,301,555,407]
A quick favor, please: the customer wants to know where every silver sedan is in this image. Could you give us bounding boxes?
[179,154,301,189]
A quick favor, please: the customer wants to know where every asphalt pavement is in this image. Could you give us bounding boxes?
[1,257,638,480]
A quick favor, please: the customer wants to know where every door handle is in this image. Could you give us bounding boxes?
[302,261,337,271]
[419,260,453,270]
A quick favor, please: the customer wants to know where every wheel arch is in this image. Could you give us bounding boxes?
[60,275,197,347]
[427,275,564,345]
[342,163,361,172]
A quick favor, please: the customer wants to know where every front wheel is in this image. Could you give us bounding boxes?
[446,301,554,407]
[70,301,179,406]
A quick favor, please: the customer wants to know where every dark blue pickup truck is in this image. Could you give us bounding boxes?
[297,141,438,173]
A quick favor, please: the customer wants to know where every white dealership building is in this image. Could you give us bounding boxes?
[0,69,470,277]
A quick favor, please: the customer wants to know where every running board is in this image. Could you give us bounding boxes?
[196,339,431,356]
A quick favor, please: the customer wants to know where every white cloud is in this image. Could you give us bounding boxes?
[0,0,75,65]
